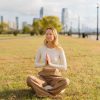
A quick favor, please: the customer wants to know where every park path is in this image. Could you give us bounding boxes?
[0,35,100,41]
[0,36,34,41]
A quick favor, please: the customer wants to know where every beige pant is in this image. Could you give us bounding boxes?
[26,67,70,97]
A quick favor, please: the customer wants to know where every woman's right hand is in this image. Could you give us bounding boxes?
[46,53,51,65]
[46,53,49,65]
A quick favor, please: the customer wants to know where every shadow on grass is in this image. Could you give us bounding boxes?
[0,89,40,100]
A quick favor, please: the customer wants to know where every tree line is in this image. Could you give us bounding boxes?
[0,16,62,36]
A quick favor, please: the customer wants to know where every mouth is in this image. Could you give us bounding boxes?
[47,38,51,40]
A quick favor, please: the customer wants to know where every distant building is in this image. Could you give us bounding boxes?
[40,7,44,19]
[61,8,69,32]
[0,16,3,24]
[22,21,28,28]
[16,17,19,30]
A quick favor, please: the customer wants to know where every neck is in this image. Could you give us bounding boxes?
[46,42,54,48]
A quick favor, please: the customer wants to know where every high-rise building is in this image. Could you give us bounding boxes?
[0,16,4,31]
[22,21,28,28]
[0,16,3,24]
[61,8,69,32]
[16,17,19,30]
[40,7,44,18]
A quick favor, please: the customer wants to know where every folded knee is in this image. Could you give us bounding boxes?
[27,75,33,81]
[26,75,35,86]
[62,78,70,86]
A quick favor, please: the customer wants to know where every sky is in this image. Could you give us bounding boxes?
[0,0,99,31]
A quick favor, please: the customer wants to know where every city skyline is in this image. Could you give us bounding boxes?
[0,0,99,31]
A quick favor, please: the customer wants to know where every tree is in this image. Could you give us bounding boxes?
[32,19,42,35]
[41,16,62,33]
[0,22,9,34]
[22,26,32,34]
[32,16,62,35]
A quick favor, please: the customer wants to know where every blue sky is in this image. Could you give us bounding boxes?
[0,0,99,30]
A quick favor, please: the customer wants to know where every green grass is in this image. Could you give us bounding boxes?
[0,35,100,100]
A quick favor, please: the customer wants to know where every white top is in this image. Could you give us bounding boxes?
[35,45,67,70]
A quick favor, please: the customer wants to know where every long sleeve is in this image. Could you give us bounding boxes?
[49,49,67,70]
[34,48,45,67]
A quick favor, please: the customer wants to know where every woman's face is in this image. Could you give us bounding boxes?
[45,29,55,42]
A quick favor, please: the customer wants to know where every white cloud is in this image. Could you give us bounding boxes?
[0,0,99,29]
[0,0,43,16]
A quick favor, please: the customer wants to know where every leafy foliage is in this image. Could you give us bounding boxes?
[32,16,62,35]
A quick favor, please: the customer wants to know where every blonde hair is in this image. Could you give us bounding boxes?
[44,27,62,50]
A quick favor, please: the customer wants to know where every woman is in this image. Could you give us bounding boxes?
[27,27,70,98]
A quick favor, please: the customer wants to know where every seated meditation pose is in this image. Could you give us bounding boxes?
[27,27,70,98]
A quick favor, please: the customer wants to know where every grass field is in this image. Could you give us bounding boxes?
[0,35,100,100]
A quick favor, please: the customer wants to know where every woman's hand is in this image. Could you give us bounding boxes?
[46,53,51,65]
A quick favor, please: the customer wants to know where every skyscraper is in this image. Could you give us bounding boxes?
[1,16,3,24]
[0,16,4,31]
[61,8,69,32]
[16,17,19,30]
[40,7,44,19]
